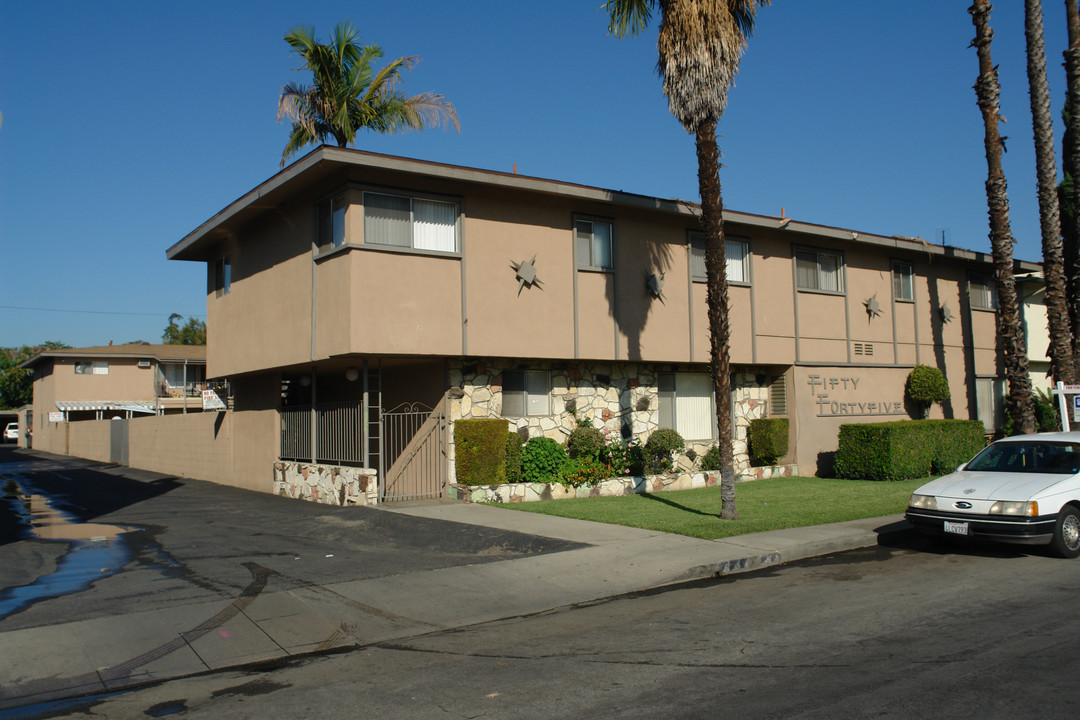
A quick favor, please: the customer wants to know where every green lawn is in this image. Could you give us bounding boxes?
[493,475,928,540]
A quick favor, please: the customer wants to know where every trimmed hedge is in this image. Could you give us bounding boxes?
[454,419,510,485]
[505,431,524,484]
[749,418,789,466]
[833,419,985,481]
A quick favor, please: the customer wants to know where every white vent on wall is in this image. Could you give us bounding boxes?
[138,360,151,368]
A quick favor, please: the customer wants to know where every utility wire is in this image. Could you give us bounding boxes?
[0,305,204,319]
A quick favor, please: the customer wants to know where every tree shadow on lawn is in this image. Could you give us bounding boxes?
[640,491,724,519]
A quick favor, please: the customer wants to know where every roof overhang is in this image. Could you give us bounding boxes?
[166,146,1042,272]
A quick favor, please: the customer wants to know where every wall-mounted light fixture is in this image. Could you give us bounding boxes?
[345,367,360,382]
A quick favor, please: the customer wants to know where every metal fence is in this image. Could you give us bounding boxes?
[280,401,363,465]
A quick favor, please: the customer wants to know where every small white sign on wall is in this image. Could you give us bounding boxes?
[48,412,64,423]
[1073,395,1080,424]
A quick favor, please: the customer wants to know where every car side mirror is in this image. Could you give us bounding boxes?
[956,462,967,472]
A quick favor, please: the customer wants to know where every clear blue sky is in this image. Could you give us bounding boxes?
[0,1,1071,348]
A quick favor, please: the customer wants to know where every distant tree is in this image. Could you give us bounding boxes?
[970,0,1036,433]
[162,314,206,345]
[0,342,69,409]
[277,21,459,166]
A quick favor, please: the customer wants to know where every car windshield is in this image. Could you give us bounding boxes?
[965,441,1080,474]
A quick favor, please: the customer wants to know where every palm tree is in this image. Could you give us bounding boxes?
[1024,0,1076,385]
[607,0,769,518]
[277,22,459,167]
[970,0,1036,433]
[1062,0,1080,369]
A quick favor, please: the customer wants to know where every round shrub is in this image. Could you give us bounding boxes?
[644,428,685,475]
[522,436,568,483]
[565,425,604,460]
[907,365,950,416]
[700,445,722,471]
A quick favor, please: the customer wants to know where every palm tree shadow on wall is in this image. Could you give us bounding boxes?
[604,228,675,365]
[925,276,957,419]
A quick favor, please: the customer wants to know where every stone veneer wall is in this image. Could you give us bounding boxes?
[450,463,798,504]
[273,461,378,506]
[447,359,775,481]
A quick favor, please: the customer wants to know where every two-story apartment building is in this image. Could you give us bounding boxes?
[22,343,222,454]
[167,147,1035,500]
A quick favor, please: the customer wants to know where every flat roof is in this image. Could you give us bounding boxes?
[166,146,1040,273]
[21,343,206,369]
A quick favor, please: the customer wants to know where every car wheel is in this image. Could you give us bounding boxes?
[1051,505,1080,559]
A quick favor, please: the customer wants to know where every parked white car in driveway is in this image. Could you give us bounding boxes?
[906,432,1080,558]
[4,423,18,442]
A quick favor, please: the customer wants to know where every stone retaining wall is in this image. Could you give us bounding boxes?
[273,461,379,506]
[449,463,799,504]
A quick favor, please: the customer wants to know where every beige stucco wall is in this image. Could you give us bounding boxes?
[181,158,1020,480]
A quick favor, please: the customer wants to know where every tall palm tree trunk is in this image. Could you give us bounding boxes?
[696,118,738,519]
[1063,0,1080,370]
[1025,0,1076,385]
[971,0,1037,434]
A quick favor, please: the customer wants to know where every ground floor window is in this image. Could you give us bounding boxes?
[502,370,550,416]
[976,377,1004,432]
[658,372,716,441]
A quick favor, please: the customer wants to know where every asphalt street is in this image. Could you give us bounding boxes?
[17,538,1080,719]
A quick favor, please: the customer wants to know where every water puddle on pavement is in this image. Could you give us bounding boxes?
[0,477,137,620]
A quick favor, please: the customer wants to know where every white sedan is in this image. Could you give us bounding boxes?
[906,432,1080,558]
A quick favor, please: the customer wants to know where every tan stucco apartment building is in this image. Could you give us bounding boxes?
[23,344,217,454]
[166,147,1034,498]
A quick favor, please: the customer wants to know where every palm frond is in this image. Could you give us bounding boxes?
[605,0,656,38]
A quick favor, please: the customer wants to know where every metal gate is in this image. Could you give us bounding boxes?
[380,399,447,502]
[109,419,129,466]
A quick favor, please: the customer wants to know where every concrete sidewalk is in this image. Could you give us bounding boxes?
[0,502,911,711]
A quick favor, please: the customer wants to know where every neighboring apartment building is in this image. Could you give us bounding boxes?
[22,343,224,454]
[166,147,1035,499]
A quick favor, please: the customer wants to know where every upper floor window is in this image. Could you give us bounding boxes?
[575,218,613,269]
[318,195,347,250]
[690,233,750,284]
[364,191,458,253]
[74,361,108,376]
[501,370,550,416]
[214,255,231,297]
[892,261,914,301]
[795,248,844,293]
[970,274,996,310]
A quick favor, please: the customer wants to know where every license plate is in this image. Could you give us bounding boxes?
[944,520,969,536]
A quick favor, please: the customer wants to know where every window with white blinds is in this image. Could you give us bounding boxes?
[689,233,750,284]
[364,191,458,252]
[658,372,716,441]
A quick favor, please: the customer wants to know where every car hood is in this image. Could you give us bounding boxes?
[918,470,1072,501]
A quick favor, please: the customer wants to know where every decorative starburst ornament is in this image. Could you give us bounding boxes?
[864,294,882,321]
[511,256,541,295]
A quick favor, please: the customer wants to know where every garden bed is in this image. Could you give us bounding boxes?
[449,463,798,504]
